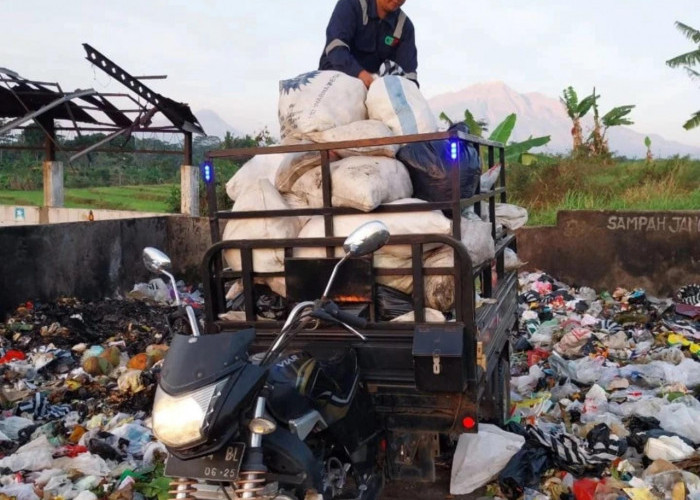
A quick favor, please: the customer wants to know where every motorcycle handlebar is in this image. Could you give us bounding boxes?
[317,301,368,329]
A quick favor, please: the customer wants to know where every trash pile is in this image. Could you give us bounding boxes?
[451,274,700,499]
[0,297,176,500]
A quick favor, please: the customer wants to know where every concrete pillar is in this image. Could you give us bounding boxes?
[180,164,199,216]
[43,161,64,207]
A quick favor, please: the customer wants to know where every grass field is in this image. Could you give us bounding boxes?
[0,157,697,225]
[507,156,700,225]
[0,184,175,213]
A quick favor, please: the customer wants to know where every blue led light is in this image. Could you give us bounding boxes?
[450,141,458,160]
[200,161,214,184]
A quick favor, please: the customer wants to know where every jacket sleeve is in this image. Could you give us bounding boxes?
[395,18,418,86]
[323,0,364,78]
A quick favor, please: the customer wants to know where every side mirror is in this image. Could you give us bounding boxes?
[342,221,390,257]
[322,221,391,299]
[143,247,172,275]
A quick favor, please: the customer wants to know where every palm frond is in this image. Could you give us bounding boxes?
[666,49,700,68]
[683,110,700,130]
[675,22,700,44]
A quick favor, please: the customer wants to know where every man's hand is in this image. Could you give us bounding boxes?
[358,70,375,89]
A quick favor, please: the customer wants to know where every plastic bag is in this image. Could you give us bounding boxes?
[228,284,287,321]
[450,424,525,494]
[396,123,481,203]
[644,436,695,461]
[657,397,700,444]
[498,445,553,499]
[376,285,414,321]
[481,165,502,192]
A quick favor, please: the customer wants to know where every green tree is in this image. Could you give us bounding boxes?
[439,110,488,137]
[587,89,635,157]
[560,87,597,153]
[666,21,700,130]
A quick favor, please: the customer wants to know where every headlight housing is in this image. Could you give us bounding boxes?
[152,378,227,448]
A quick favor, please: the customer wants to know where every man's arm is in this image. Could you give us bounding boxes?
[395,18,418,86]
[323,0,365,80]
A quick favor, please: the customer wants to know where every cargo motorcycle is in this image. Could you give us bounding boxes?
[143,221,391,500]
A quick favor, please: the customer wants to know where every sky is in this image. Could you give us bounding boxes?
[3,0,699,146]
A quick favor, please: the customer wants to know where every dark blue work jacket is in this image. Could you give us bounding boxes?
[319,0,418,85]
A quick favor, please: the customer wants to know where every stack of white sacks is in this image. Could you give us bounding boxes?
[223,70,527,320]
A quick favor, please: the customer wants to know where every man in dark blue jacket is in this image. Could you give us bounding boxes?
[319,0,418,88]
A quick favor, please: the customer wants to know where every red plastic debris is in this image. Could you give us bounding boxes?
[0,350,26,364]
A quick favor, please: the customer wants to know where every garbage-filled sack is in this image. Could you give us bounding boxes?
[496,203,529,231]
[304,120,398,158]
[396,123,481,202]
[222,179,301,273]
[225,154,286,202]
[289,156,413,212]
[450,424,526,495]
[275,150,323,192]
[391,308,446,323]
[294,199,452,260]
[366,75,437,136]
[278,70,367,141]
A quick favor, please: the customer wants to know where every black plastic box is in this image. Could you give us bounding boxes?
[412,325,467,392]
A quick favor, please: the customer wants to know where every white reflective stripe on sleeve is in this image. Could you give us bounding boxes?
[358,0,368,25]
[405,72,417,81]
[325,39,350,56]
[393,11,407,38]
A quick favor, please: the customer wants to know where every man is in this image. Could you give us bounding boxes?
[319,0,418,88]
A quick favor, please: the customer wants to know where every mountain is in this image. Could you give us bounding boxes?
[194,109,242,139]
[428,81,700,159]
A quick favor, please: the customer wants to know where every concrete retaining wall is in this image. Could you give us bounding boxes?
[516,210,700,297]
[1,210,697,318]
[0,205,164,226]
[0,216,210,317]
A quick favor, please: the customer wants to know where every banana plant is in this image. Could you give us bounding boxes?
[560,87,598,152]
[666,21,700,130]
[439,111,551,165]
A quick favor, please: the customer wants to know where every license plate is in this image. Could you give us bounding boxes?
[164,443,246,481]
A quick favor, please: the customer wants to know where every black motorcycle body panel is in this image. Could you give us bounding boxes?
[160,328,256,394]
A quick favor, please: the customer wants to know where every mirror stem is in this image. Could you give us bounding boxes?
[322,254,349,300]
[161,269,181,306]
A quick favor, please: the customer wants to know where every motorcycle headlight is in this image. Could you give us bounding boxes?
[152,378,227,448]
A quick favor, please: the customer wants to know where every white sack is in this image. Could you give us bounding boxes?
[366,76,438,136]
[450,424,525,495]
[496,203,529,231]
[225,154,286,202]
[460,217,496,266]
[295,199,451,260]
[290,156,412,212]
[305,120,398,158]
[222,179,300,273]
[375,246,455,312]
[504,247,527,271]
[275,151,322,193]
[278,70,367,141]
[391,309,446,323]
